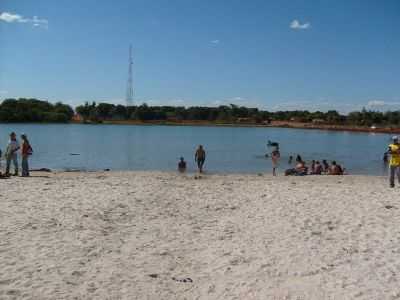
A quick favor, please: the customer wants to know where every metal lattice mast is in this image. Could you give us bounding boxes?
[126,45,134,106]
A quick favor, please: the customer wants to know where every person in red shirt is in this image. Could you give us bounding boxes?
[21,134,32,177]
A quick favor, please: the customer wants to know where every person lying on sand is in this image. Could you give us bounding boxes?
[178,157,187,173]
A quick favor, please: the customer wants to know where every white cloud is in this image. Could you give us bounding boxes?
[168,99,185,106]
[367,100,386,107]
[210,39,220,45]
[209,96,265,109]
[0,12,21,22]
[367,100,400,108]
[290,19,310,30]
[270,100,361,114]
[0,12,48,28]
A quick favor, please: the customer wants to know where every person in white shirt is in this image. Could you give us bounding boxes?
[5,132,20,176]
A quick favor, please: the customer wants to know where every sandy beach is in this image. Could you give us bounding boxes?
[0,171,399,299]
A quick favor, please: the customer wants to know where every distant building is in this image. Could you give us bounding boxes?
[237,117,252,123]
[263,119,272,125]
[72,114,83,122]
[312,118,325,124]
[290,117,302,122]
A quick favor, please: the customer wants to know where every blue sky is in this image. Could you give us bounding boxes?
[0,0,399,112]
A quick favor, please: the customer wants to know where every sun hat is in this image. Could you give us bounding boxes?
[392,136,398,140]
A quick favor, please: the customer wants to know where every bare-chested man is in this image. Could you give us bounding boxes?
[195,145,206,173]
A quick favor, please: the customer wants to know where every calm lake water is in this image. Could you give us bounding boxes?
[0,124,392,175]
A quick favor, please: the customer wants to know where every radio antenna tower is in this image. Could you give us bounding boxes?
[126,45,134,106]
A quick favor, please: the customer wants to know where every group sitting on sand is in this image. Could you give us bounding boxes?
[284,155,345,176]
[0,132,33,178]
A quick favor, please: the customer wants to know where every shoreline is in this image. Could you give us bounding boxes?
[2,120,399,134]
[31,169,387,177]
[70,120,400,135]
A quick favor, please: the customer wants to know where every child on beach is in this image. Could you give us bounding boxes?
[178,157,187,173]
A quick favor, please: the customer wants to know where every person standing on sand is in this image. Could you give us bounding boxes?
[388,136,400,188]
[195,145,206,173]
[21,134,33,177]
[5,132,20,176]
[271,149,280,176]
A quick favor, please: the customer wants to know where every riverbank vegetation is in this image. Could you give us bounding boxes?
[0,98,74,123]
[2,98,400,129]
[76,101,400,128]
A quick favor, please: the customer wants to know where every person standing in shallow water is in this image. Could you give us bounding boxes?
[178,157,187,173]
[388,136,400,188]
[21,134,32,177]
[195,145,206,173]
[271,149,280,176]
[5,132,20,176]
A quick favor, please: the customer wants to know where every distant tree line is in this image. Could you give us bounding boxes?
[0,98,74,123]
[1,98,400,127]
[76,102,400,127]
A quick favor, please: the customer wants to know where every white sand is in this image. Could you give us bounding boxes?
[0,171,399,299]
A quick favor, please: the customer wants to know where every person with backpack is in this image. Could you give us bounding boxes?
[21,133,33,177]
[5,132,20,176]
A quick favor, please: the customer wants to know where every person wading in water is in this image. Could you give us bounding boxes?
[195,145,206,173]
[271,149,280,176]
